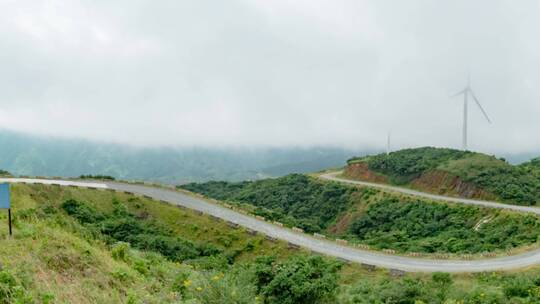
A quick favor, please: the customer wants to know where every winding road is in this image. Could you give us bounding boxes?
[319,171,540,216]
[3,175,540,273]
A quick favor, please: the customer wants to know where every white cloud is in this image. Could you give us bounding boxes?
[5,0,160,56]
[0,0,539,154]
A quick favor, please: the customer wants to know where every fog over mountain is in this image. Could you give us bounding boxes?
[0,130,365,183]
[0,1,540,154]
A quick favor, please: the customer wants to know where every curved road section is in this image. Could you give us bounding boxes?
[319,171,540,215]
[3,177,540,273]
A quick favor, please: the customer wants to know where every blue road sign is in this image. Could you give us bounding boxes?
[0,184,10,209]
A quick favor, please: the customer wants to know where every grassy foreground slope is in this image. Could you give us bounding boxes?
[5,184,540,302]
[181,174,540,254]
[345,147,540,205]
[0,183,329,303]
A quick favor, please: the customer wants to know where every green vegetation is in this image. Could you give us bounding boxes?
[347,147,540,205]
[61,199,220,262]
[349,198,540,253]
[79,174,116,180]
[0,130,351,183]
[338,272,540,303]
[181,174,540,254]
[0,169,11,176]
[4,183,540,302]
[349,147,472,184]
[182,174,357,233]
[0,183,312,303]
[253,255,342,304]
[519,157,540,179]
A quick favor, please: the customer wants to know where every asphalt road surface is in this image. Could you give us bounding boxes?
[3,176,540,273]
[319,171,540,216]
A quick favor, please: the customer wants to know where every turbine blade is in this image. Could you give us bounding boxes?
[451,89,466,98]
[469,89,492,123]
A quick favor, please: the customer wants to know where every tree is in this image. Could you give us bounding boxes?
[254,255,341,304]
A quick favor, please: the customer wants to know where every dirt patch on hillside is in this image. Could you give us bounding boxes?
[411,170,496,201]
[343,163,496,201]
[327,191,372,235]
[343,162,388,183]
[328,212,356,235]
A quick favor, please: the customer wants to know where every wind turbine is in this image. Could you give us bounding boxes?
[452,76,492,151]
[386,132,391,155]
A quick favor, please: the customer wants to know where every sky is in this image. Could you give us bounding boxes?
[0,0,539,154]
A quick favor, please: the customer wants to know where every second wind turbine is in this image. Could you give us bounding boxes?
[452,77,492,151]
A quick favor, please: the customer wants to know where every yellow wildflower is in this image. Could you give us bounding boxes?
[183,280,192,287]
[196,287,203,292]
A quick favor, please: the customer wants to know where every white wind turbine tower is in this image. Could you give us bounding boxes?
[452,76,492,150]
[386,132,391,155]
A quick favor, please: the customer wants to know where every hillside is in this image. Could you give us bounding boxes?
[181,174,540,254]
[0,130,357,183]
[4,183,540,302]
[345,147,540,205]
[0,183,343,303]
[519,157,540,179]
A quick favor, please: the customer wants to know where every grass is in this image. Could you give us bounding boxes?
[0,184,299,303]
[5,184,540,302]
[17,184,298,260]
[1,183,411,303]
[348,197,540,254]
[438,153,508,176]
[346,147,540,205]
[181,174,540,255]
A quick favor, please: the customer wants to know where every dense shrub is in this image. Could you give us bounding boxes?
[520,157,540,178]
[181,174,357,232]
[466,166,539,205]
[188,268,258,304]
[342,277,428,304]
[360,147,471,184]
[0,270,32,304]
[61,199,221,262]
[339,274,533,304]
[61,199,105,224]
[349,147,540,205]
[502,276,536,298]
[253,255,341,304]
[348,198,540,253]
[183,173,540,254]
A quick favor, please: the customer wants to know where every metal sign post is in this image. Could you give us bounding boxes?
[0,183,11,236]
[8,209,11,236]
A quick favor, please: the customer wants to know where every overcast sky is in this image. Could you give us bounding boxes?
[0,0,539,153]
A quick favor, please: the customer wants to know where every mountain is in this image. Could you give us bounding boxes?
[181,173,540,254]
[4,162,540,302]
[345,147,540,205]
[1,181,344,303]
[519,157,540,178]
[5,174,540,303]
[0,130,365,183]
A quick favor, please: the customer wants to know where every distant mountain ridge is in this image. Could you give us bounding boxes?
[0,130,363,183]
